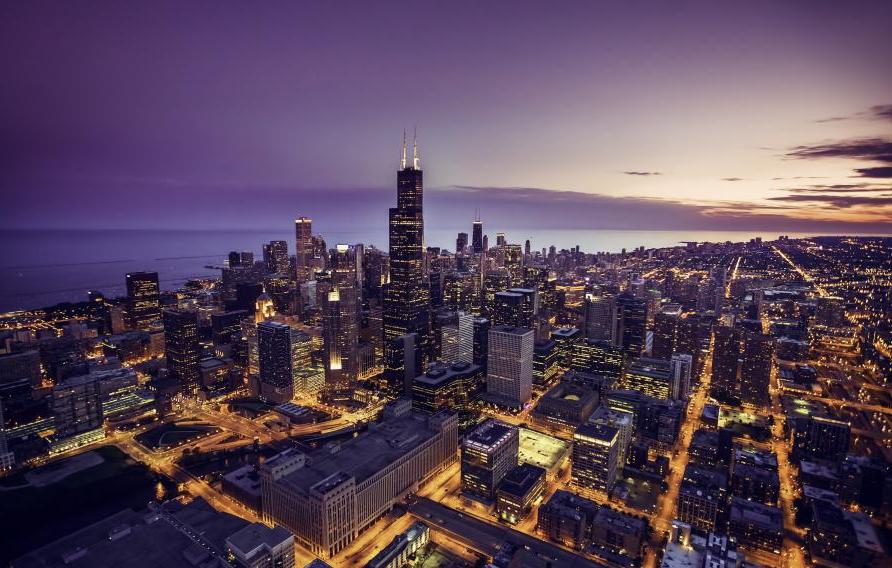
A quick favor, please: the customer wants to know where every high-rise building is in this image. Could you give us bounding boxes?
[572,423,620,495]
[622,356,672,399]
[294,216,313,283]
[711,326,742,398]
[461,419,519,500]
[583,293,616,342]
[456,232,468,255]
[472,216,484,254]
[492,288,536,328]
[438,311,474,364]
[211,310,248,346]
[383,133,431,395]
[740,331,773,406]
[670,353,694,400]
[473,317,490,369]
[258,321,294,403]
[615,293,647,358]
[323,244,360,390]
[487,326,534,407]
[587,406,633,475]
[163,309,201,392]
[51,373,104,439]
[652,305,681,359]
[571,339,623,380]
[126,272,161,330]
[262,240,289,274]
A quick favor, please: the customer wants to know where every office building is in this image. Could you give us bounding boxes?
[652,305,681,359]
[572,422,620,495]
[583,293,616,342]
[261,402,457,558]
[496,463,546,524]
[163,309,201,393]
[677,464,728,532]
[126,271,161,330]
[615,292,647,358]
[323,245,360,389]
[622,357,672,399]
[455,232,468,254]
[571,339,623,380]
[727,497,783,554]
[486,326,534,407]
[792,414,851,462]
[533,339,561,387]
[461,419,519,500]
[294,216,313,283]
[711,326,742,398]
[258,321,295,403]
[411,361,484,414]
[51,373,104,439]
[212,310,248,346]
[437,310,474,364]
[472,317,490,369]
[670,353,693,400]
[587,406,634,475]
[383,134,431,394]
[537,490,601,551]
[740,331,773,406]
[491,288,537,329]
[262,240,290,275]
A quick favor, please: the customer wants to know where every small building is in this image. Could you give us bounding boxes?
[496,463,546,524]
[532,381,599,431]
[364,522,429,568]
[728,497,783,554]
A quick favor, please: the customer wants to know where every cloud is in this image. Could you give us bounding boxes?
[815,116,848,124]
[722,177,745,182]
[853,166,892,178]
[813,103,892,124]
[871,104,892,121]
[622,171,662,176]
[784,183,892,193]
[786,138,892,162]
[769,193,892,208]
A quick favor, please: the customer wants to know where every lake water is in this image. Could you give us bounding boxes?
[0,228,859,312]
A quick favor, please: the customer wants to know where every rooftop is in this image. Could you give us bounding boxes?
[277,411,448,493]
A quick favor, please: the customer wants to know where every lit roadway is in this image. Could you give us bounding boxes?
[769,366,807,568]
[772,246,828,297]
[642,334,714,568]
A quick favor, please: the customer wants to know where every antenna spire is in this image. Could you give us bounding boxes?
[412,126,420,170]
[400,129,407,170]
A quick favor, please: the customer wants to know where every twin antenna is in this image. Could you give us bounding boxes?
[400,128,420,170]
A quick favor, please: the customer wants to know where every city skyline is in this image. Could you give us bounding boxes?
[3,1,892,233]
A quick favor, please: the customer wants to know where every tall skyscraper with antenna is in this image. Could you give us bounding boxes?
[383,131,431,394]
[472,212,484,254]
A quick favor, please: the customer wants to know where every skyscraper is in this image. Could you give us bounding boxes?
[740,331,773,406]
[670,353,694,400]
[615,292,647,358]
[456,232,468,255]
[572,422,620,495]
[323,244,360,389]
[461,419,519,500]
[294,216,313,283]
[652,305,681,359]
[163,309,201,392]
[472,214,484,254]
[258,321,294,403]
[383,132,431,395]
[262,240,289,274]
[486,325,534,407]
[126,272,161,330]
[583,293,616,342]
[712,326,742,398]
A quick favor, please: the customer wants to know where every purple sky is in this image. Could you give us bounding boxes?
[3,0,892,232]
